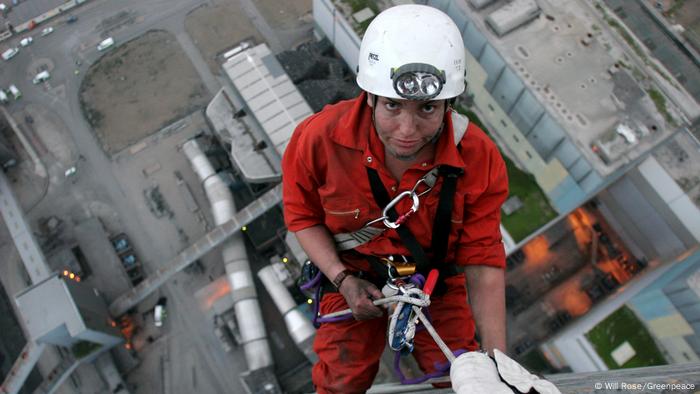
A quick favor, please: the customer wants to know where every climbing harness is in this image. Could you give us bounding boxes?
[332,110,469,251]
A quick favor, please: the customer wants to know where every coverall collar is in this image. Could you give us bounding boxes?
[329,92,467,171]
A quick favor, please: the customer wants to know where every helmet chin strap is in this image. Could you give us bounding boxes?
[370,94,448,162]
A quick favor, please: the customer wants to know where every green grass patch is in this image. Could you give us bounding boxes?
[342,0,378,14]
[518,349,557,374]
[72,340,102,359]
[647,88,674,124]
[500,158,557,242]
[341,0,378,35]
[357,17,375,35]
[456,107,557,242]
[585,306,666,369]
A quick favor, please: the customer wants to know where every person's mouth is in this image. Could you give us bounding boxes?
[393,139,419,149]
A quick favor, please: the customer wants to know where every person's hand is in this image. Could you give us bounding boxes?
[338,276,384,320]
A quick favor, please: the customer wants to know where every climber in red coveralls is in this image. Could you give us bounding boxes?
[282,4,509,393]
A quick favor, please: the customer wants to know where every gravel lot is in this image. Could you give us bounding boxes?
[79,30,208,155]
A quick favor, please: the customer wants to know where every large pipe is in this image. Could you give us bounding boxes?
[257,264,317,363]
[183,139,273,370]
[0,342,46,394]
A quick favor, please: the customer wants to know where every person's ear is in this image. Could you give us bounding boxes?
[366,93,374,108]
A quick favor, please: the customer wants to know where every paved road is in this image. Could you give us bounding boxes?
[1,0,255,392]
[2,0,65,27]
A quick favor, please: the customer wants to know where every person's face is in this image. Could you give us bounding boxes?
[368,95,446,161]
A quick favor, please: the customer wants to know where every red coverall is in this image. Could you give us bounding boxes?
[282,92,508,393]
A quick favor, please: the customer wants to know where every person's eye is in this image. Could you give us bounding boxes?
[422,104,436,114]
[385,101,399,111]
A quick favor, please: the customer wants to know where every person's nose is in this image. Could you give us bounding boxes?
[396,111,418,137]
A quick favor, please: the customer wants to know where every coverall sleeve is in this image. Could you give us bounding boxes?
[282,119,326,232]
[455,146,509,269]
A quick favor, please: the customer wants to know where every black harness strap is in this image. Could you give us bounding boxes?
[430,166,465,265]
[365,166,463,276]
[366,167,431,273]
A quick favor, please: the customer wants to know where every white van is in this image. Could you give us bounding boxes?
[2,48,19,61]
[32,70,50,84]
[153,297,167,327]
[8,85,21,100]
[97,37,114,51]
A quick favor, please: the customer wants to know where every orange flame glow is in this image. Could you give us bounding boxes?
[522,236,551,268]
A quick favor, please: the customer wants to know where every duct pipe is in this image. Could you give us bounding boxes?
[257,264,317,363]
[182,139,273,370]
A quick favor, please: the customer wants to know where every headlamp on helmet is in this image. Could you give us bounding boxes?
[391,63,446,101]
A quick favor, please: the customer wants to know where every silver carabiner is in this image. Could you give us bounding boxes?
[411,177,433,197]
[364,215,388,227]
[382,191,420,229]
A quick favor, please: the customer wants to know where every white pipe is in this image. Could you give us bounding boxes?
[257,265,317,363]
[183,139,273,370]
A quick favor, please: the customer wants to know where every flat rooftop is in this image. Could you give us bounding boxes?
[464,0,679,175]
[220,43,313,182]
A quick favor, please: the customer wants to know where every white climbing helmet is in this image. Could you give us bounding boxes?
[357,5,466,101]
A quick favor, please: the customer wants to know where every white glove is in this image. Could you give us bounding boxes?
[450,351,513,394]
[494,349,561,394]
[449,350,561,394]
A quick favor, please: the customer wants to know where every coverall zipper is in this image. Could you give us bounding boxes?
[325,208,360,219]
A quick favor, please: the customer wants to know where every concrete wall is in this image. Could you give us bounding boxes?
[597,157,698,262]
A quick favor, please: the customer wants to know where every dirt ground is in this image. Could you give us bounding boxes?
[184,0,263,75]
[668,0,700,50]
[253,0,312,30]
[79,30,208,155]
[185,0,312,74]
[670,0,700,30]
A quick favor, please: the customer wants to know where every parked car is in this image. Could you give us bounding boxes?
[154,297,167,327]
[8,85,21,100]
[32,70,50,84]
[2,48,19,61]
[41,27,54,36]
[111,233,131,254]
[0,90,8,104]
[19,37,33,47]
[121,254,138,270]
[66,15,78,24]
[97,37,114,51]
[64,166,77,177]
